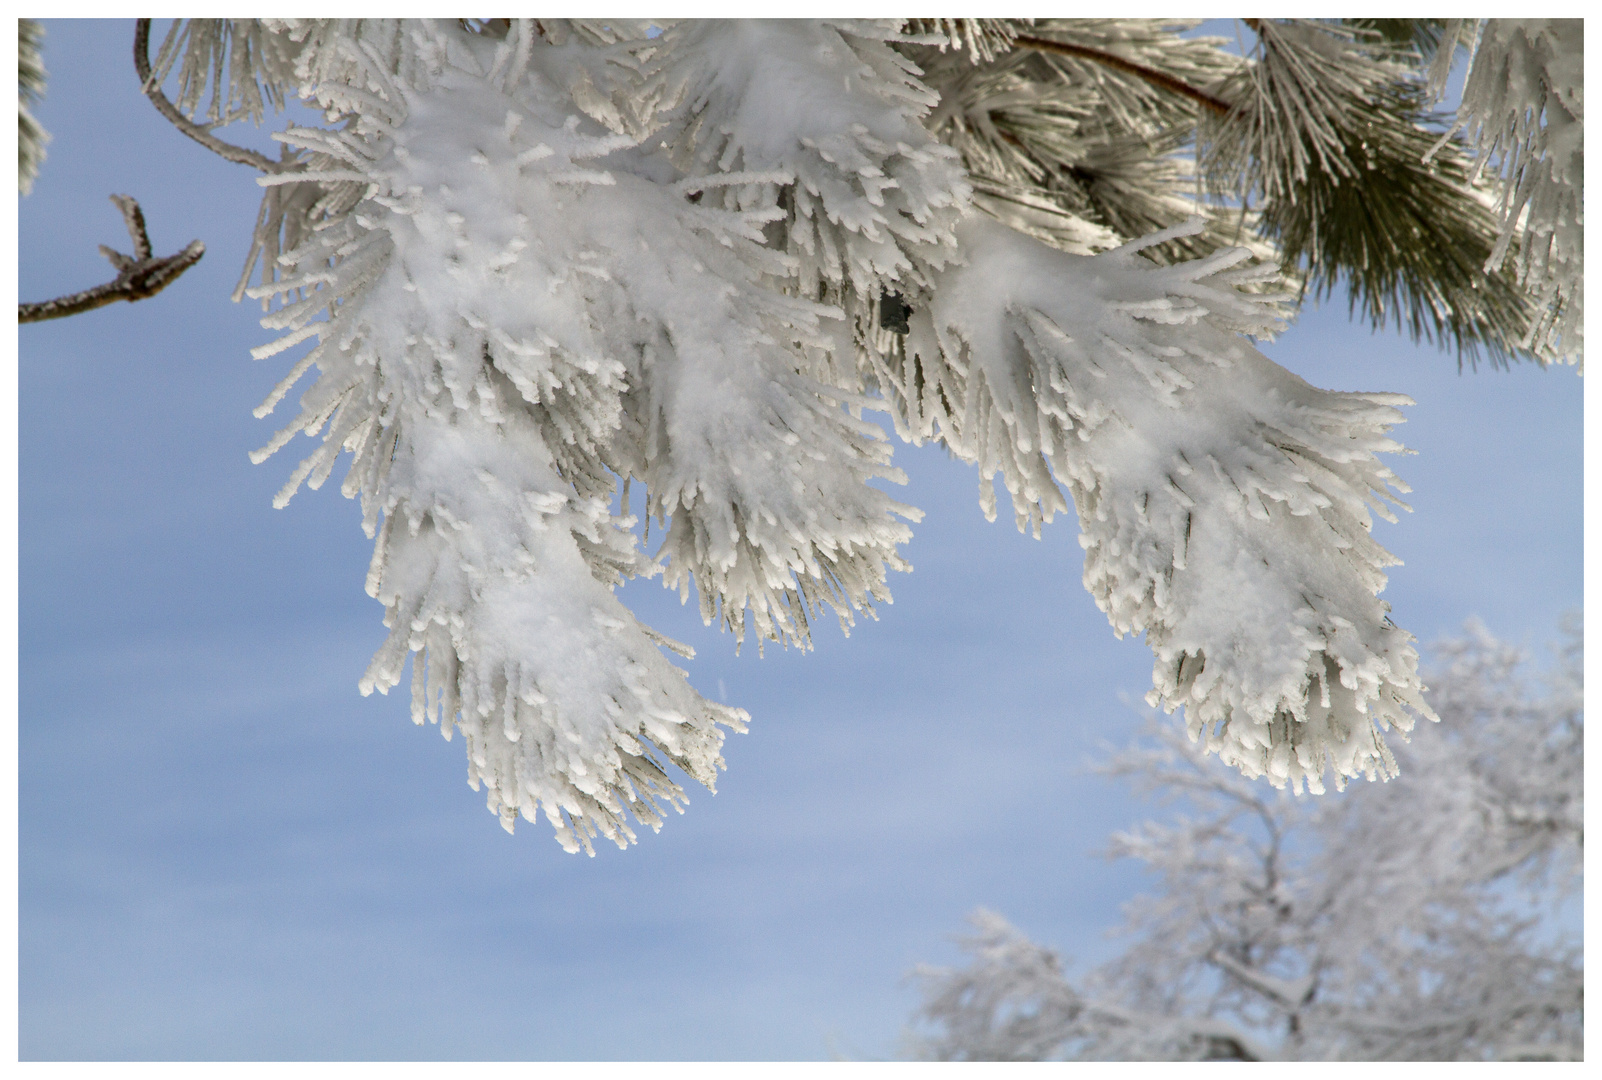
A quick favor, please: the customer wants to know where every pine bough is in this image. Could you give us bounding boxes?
[155,19,1492,850]
[1430,19,1583,364]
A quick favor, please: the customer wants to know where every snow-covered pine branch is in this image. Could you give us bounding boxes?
[884,214,1432,791]
[636,20,970,327]
[1433,20,1583,365]
[1207,19,1555,367]
[242,20,930,851]
[127,18,1580,848]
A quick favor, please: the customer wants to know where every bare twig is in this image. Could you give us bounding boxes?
[134,18,296,174]
[1013,33,1235,117]
[19,195,205,323]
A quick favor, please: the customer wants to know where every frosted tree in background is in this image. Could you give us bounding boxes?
[911,620,1583,1061]
[27,19,1581,849]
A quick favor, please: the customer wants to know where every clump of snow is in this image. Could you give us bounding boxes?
[638,20,972,334]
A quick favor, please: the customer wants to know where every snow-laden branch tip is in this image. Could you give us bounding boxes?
[888,213,1434,792]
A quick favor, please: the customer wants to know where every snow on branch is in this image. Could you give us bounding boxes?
[242,19,933,850]
[245,22,744,853]
[19,19,48,195]
[638,20,971,324]
[18,195,204,323]
[912,910,1270,1061]
[887,215,1435,792]
[142,16,1565,848]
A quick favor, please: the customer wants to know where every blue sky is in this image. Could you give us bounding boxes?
[16,20,1584,1061]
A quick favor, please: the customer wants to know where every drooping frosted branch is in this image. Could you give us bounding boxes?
[245,19,926,848]
[893,216,1436,792]
[131,17,1520,849]
[248,22,753,852]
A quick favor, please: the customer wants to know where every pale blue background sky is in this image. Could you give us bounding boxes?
[17,20,1583,1061]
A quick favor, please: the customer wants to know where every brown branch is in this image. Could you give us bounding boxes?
[134,18,297,174]
[19,195,205,323]
[1013,33,1235,117]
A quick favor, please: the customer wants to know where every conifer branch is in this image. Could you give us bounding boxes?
[106,17,1573,851]
[134,18,294,174]
[19,18,49,195]
[19,195,204,323]
[1012,33,1233,117]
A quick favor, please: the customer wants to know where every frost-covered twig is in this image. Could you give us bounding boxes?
[134,19,296,175]
[18,195,203,323]
[1013,32,1233,117]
